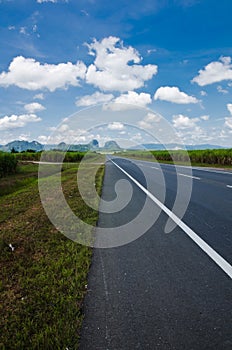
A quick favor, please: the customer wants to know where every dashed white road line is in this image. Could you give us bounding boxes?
[111,159,232,280]
[179,173,201,180]
[227,185,232,188]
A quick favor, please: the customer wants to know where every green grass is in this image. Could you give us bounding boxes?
[0,162,38,197]
[0,162,105,350]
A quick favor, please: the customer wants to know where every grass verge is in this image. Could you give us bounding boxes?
[0,161,105,350]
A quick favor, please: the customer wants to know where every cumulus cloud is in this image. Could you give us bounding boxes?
[172,114,200,129]
[0,56,86,92]
[24,102,45,113]
[192,56,232,86]
[114,91,152,107]
[0,114,41,131]
[227,103,232,115]
[76,91,114,107]
[154,86,199,104]
[107,122,124,130]
[138,112,161,129]
[85,36,158,92]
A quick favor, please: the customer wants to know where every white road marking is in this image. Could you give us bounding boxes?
[192,167,232,176]
[151,166,160,170]
[160,163,232,176]
[227,185,232,188]
[129,158,232,176]
[111,159,232,279]
[179,173,201,180]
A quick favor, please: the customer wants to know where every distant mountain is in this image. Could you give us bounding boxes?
[185,144,226,150]
[0,139,227,153]
[103,140,121,150]
[130,143,227,151]
[89,139,99,150]
[0,140,44,152]
[52,140,120,151]
[49,139,99,152]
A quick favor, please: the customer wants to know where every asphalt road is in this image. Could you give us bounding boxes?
[79,157,232,350]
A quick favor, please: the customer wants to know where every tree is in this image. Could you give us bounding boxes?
[11,147,18,154]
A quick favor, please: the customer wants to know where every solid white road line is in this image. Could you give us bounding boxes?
[131,158,232,176]
[193,167,232,176]
[179,173,201,180]
[111,159,232,279]
[161,163,232,176]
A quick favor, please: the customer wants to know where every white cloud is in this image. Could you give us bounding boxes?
[114,91,151,107]
[138,112,161,129]
[200,90,207,96]
[38,126,94,144]
[192,56,232,86]
[107,122,124,130]
[200,115,210,121]
[24,102,45,113]
[81,9,89,16]
[18,133,31,141]
[37,0,55,2]
[37,135,48,144]
[154,86,199,104]
[102,91,151,111]
[146,112,161,122]
[172,114,200,129]
[0,114,41,131]
[37,0,68,3]
[225,117,232,129]
[227,103,232,115]
[76,91,114,107]
[85,36,158,92]
[147,48,157,55]
[217,85,228,94]
[20,27,28,35]
[176,126,208,145]
[0,56,86,92]
[33,93,44,100]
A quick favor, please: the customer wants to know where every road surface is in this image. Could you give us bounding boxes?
[79,157,232,350]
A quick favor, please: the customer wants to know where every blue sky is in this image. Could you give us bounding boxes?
[0,0,232,146]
